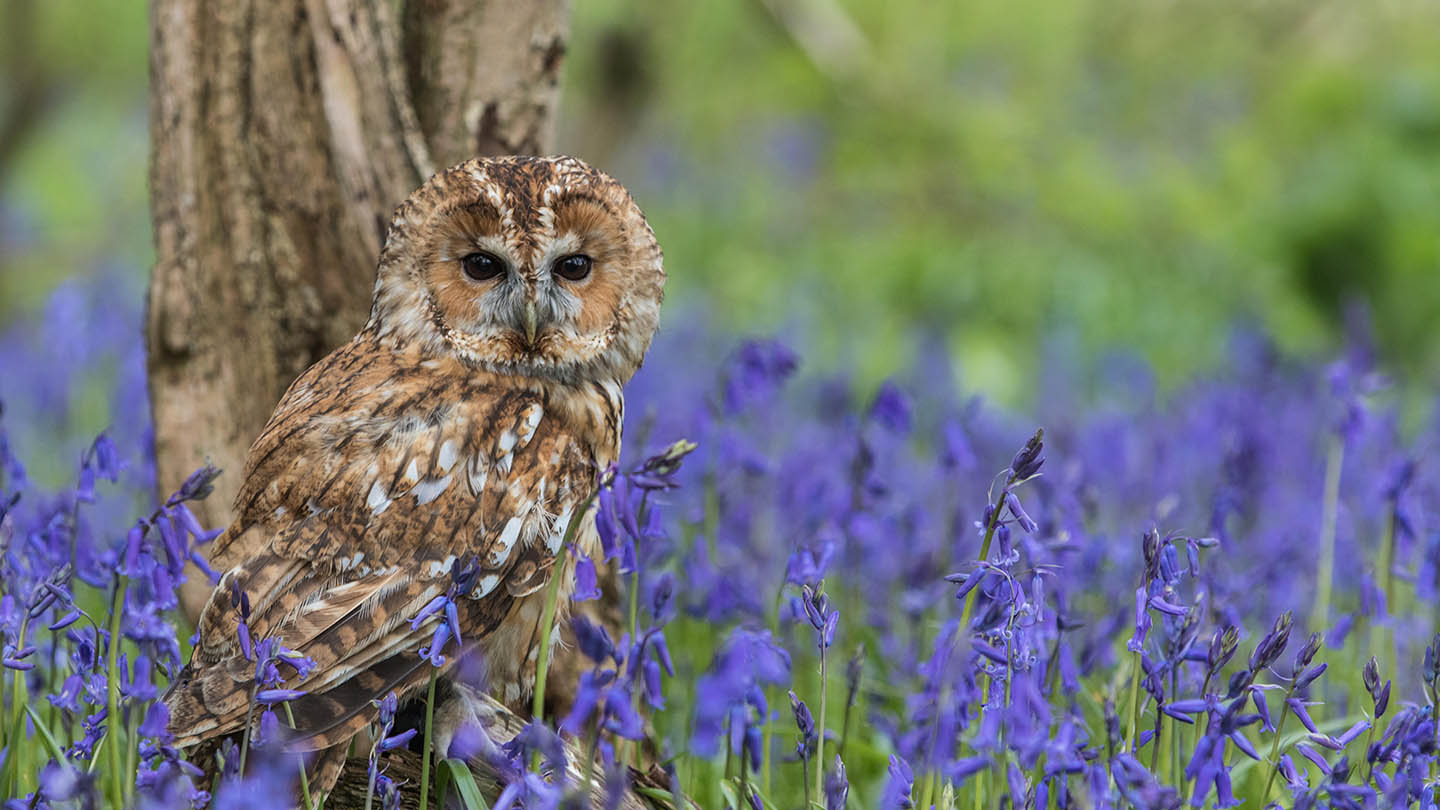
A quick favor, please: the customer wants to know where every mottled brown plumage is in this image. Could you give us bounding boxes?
[164,156,664,796]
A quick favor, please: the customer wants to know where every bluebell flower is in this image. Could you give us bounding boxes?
[879,754,914,809]
[572,554,602,601]
[38,761,99,807]
[800,584,839,650]
[691,627,790,760]
[411,556,481,666]
[868,381,913,434]
[789,690,816,762]
[571,615,616,665]
[139,701,171,740]
[1363,656,1391,718]
[721,339,799,415]
[824,754,848,810]
[562,669,644,741]
[210,746,299,810]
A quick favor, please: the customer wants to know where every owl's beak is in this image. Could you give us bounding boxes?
[522,299,539,345]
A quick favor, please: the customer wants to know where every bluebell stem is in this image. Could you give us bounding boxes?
[802,582,838,801]
[1425,633,1440,790]
[1262,631,1322,801]
[1359,656,1391,785]
[838,642,864,758]
[789,690,816,806]
[364,692,413,810]
[1124,528,1166,751]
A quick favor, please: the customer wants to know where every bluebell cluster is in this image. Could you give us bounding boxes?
[1,276,1438,808]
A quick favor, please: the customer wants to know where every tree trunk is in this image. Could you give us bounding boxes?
[146,0,569,619]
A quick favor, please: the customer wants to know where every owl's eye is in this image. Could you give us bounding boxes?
[461,252,505,281]
[554,254,593,282]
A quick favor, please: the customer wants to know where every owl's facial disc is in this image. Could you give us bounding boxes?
[373,156,664,384]
[416,203,624,375]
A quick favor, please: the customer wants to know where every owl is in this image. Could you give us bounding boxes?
[163,155,665,794]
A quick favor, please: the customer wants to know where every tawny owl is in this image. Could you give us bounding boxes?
[164,155,664,794]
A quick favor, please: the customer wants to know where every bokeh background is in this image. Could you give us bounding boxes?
[3,0,1440,481]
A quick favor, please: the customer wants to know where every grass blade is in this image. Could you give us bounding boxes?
[440,757,490,810]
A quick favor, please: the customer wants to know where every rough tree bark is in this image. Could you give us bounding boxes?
[146,1,677,803]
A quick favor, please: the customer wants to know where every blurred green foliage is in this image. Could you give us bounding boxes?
[559,0,1440,400]
[0,0,150,313]
[4,0,1440,404]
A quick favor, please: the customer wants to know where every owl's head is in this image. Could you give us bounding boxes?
[369,156,664,384]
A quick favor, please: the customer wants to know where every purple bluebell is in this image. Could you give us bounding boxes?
[823,755,848,810]
[1363,656,1391,718]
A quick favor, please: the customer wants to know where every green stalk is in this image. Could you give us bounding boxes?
[4,613,32,797]
[739,725,751,805]
[1362,721,1379,786]
[814,644,828,804]
[105,578,127,805]
[723,714,735,779]
[1182,670,1215,798]
[126,704,140,803]
[1309,438,1344,634]
[419,666,438,810]
[282,703,315,810]
[1260,687,1293,802]
[1027,755,1048,807]
[628,567,641,647]
[765,583,786,796]
[237,687,258,778]
[761,687,774,796]
[1169,670,1180,789]
[582,721,602,801]
[916,772,937,810]
[1372,505,1399,680]
[801,749,811,809]
[956,477,1014,636]
[1149,711,1164,773]
[1431,695,1439,803]
[531,494,596,723]
[364,748,378,810]
[622,564,642,773]
[532,540,569,724]
[917,472,1019,810]
[1123,649,1143,752]
[837,685,855,761]
[1431,678,1439,797]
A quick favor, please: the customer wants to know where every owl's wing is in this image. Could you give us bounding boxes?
[166,352,605,752]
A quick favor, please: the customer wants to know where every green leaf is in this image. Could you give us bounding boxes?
[718,778,740,810]
[439,758,490,810]
[634,786,679,807]
[24,704,68,767]
[0,702,28,799]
